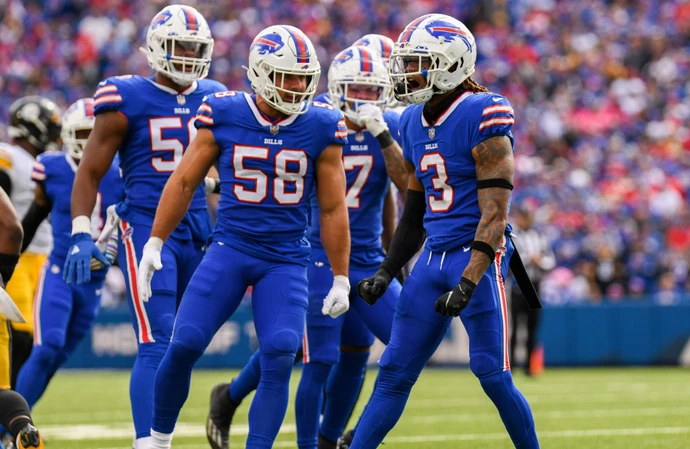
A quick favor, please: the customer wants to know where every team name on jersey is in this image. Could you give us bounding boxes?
[264,138,283,145]
[425,143,439,150]
[350,145,369,151]
[174,107,191,114]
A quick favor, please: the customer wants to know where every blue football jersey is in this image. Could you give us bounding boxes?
[400,91,515,252]
[33,152,124,263]
[92,75,227,233]
[308,94,402,266]
[195,91,348,265]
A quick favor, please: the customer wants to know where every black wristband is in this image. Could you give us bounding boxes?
[470,240,495,261]
[375,130,395,148]
[0,253,20,285]
[476,178,514,190]
[212,177,221,194]
[459,277,477,292]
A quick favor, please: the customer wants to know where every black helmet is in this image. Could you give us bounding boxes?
[8,96,63,153]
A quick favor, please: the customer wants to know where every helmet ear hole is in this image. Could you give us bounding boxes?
[448,61,459,73]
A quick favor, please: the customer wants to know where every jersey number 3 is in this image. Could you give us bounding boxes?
[420,153,453,212]
[233,145,307,205]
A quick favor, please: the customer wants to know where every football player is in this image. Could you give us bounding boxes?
[205,46,407,449]
[140,25,350,449]
[354,14,540,449]
[0,188,44,449]
[62,5,227,448]
[0,96,60,388]
[15,98,124,410]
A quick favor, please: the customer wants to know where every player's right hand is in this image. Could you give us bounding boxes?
[357,267,392,305]
[137,237,164,302]
[64,233,109,285]
[322,275,351,318]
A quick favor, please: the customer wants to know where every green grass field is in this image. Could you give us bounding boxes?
[30,367,690,449]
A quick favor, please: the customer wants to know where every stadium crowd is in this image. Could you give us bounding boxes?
[1,0,689,305]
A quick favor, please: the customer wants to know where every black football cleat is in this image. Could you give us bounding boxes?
[15,424,44,449]
[337,429,355,449]
[206,382,239,449]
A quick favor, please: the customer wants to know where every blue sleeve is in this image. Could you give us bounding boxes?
[93,76,131,116]
[399,109,413,165]
[194,91,237,130]
[469,94,515,150]
[321,108,348,146]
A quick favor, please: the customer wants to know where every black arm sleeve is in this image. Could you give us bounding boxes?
[379,189,426,278]
[0,170,12,197]
[21,200,51,253]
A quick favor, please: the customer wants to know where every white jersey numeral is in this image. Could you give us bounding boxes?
[233,145,308,205]
[343,155,374,209]
[420,153,454,212]
[149,117,197,173]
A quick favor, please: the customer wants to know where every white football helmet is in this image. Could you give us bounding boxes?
[61,98,95,160]
[247,25,321,115]
[141,5,213,87]
[390,14,477,104]
[353,34,395,63]
[328,46,391,123]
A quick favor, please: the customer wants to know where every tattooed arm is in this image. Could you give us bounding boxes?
[462,135,514,284]
[380,141,408,200]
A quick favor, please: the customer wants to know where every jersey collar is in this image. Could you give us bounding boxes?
[421,91,473,127]
[64,152,78,173]
[145,77,198,96]
[243,93,300,128]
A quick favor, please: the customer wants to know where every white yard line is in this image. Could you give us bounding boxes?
[91,426,690,449]
[45,406,690,441]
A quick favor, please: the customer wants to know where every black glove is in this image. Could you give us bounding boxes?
[357,268,393,305]
[434,277,477,317]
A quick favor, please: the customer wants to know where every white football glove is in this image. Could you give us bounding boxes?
[322,275,351,318]
[356,103,388,137]
[137,237,164,302]
[97,205,121,252]
[204,177,220,194]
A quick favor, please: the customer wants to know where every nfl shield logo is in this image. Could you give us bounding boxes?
[177,95,186,105]
[355,132,365,142]
[270,124,280,135]
[428,127,436,139]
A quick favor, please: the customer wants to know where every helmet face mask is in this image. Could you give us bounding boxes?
[61,98,95,161]
[142,5,214,87]
[247,25,321,116]
[391,14,477,104]
[328,46,391,123]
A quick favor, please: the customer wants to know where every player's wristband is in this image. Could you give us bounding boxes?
[71,215,91,235]
[332,274,351,293]
[145,237,164,252]
[375,130,395,148]
[470,240,495,261]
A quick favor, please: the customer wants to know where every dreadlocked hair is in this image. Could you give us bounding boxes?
[459,77,490,93]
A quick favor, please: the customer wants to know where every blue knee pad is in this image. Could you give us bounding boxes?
[264,329,301,356]
[470,353,502,379]
[29,342,61,372]
[377,365,418,396]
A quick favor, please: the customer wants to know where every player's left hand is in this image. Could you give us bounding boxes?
[434,278,477,317]
[96,205,120,252]
[137,237,164,302]
[322,275,350,318]
[356,103,388,137]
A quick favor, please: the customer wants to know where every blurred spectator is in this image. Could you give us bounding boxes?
[2,0,689,303]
